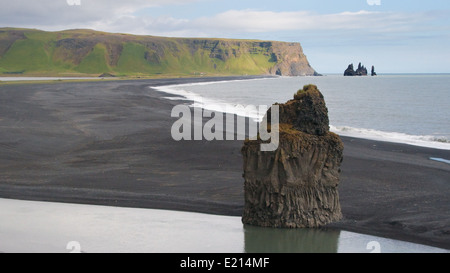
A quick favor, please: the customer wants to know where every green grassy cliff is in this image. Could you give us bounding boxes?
[0,28,318,77]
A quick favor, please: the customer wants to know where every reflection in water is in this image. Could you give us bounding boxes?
[244,225,341,253]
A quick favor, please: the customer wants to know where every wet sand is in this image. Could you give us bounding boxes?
[0,77,449,250]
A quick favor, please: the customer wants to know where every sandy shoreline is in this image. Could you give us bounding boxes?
[0,77,449,250]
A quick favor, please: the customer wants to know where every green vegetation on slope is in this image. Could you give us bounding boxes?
[0,38,50,73]
[76,44,110,74]
[0,28,317,77]
[116,42,162,75]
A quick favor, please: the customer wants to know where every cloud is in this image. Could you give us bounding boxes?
[95,9,442,40]
[188,9,435,35]
[0,0,199,29]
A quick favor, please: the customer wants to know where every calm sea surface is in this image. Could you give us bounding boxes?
[155,74,450,150]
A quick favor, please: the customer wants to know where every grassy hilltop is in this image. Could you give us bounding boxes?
[0,28,318,78]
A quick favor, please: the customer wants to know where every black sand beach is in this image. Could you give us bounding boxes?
[0,78,449,250]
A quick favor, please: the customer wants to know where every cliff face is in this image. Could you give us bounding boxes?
[242,85,343,228]
[268,42,317,76]
[0,28,318,76]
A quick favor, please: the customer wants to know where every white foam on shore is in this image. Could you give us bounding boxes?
[153,82,263,122]
[1,198,448,253]
[331,125,450,150]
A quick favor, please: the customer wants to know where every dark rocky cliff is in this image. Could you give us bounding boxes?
[242,85,344,228]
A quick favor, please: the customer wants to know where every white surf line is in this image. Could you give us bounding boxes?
[429,157,450,164]
[151,78,276,122]
[330,126,450,151]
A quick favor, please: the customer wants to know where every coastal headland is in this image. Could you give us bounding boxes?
[0,77,449,249]
[0,28,318,77]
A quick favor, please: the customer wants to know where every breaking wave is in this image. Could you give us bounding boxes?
[330,125,450,150]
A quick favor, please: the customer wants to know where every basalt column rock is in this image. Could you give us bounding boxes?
[241,84,344,228]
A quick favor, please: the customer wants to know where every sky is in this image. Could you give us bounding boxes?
[1,0,449,73]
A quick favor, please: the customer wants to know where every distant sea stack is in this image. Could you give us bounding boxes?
[344,64,356,76]
[0,28,319,77]
[241,84,344,228]
[344,62,376,76]
[371,66,377,76]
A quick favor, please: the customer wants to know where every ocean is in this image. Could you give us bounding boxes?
[154,74,450,150]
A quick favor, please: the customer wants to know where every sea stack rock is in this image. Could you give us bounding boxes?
[344,62,370,76]
[344,64,356,76]
[355,63,368,76]
[371,66,377,76]
[241,84,344,228]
